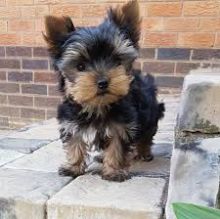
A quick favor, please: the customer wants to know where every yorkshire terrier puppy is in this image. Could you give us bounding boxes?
[44,0,165,182]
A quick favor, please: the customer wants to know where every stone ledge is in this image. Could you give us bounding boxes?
[176,73,220,133]
[47,175,166,219]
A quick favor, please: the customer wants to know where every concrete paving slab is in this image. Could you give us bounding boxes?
[0,138,51,154]
[0,168,72,219]
[9,118,59,141]
[0,149,24,167]
[47,175,166,219]
[5,140,65,172]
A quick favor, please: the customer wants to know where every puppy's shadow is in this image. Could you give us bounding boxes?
[86,151,169,179]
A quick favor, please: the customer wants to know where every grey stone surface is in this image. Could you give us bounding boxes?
[48,175,166,219]
[0,138,51,154]
[154,131,174,144]
[5,138,171,178]
[9,118,59,140]
[6,140,65,172]
[0,149,24,167]
[177,74,220,133]
[0,168,72,219]
[87,156,170,178]
[166,137,220,219]
[0,130,12,140]
[130,157,170,177]
[152,143,173,158]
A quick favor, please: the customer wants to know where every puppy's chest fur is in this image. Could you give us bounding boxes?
[59,118,137,149]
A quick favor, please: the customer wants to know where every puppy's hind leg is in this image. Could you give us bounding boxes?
[59,136,87,178]
[135,135,154,162]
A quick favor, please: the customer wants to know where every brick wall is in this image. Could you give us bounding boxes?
[0,0,220,128]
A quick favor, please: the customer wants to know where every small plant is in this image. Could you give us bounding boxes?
[172,202,220,219]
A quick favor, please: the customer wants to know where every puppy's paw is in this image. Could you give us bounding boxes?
[134,154,154,162]
[58,165,84,178]
[102,170,131,182]
[143,154,154,162]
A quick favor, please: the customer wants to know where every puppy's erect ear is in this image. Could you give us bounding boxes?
[43,16,75,58]
[108,0,141,48]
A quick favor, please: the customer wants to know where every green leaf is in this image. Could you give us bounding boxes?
[172,202,220,219]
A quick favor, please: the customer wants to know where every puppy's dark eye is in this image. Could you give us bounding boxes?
[76,63,86,71]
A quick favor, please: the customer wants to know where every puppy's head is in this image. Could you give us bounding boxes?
[44,0,140,108]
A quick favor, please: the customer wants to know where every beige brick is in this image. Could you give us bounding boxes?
[0,34,21,45]
[50,5,81,17]
[58,0,96,3]
[7,0,33,6]
[214,34,220,47]
[35,19,45,32]
[0,0,5,6]
[164,18,199,32]
[144,33,177,47]
[36,33,46,46]
[0,20,7,32]
[8,19,35,31]
[21,5,49,18]
[147,2,182,17]
[35,5,49,17]
[74,18,102,27]
[21,6,35,17]
[35,0,54,3]
[178,33,215,48]
[199,18,220,31]
[0,7,21,18]
[183,1,219,16]
[142,18,163,31]
[22,33,36,45]
[81,4,109,17]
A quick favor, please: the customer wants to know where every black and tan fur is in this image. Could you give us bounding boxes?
[44,0,165,182]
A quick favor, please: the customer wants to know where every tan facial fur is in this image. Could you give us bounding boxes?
[65,66,132,107]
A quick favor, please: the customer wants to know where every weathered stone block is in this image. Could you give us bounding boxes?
[10,118,59,140]
[48,175,166,219]
[176,74,220,133]
[6,140,65,172]
[0,168,72,219]
[0,138,51,154]
[0,149,24,167]
[166,137,220,219]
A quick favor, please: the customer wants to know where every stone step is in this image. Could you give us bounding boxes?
[47,175,166,219]
[0,136,171,219]
[0,168,71,219]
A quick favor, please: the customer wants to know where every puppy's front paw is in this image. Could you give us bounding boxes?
[58,165,85,178]
[143,154,154,162]
[102,170,131,182]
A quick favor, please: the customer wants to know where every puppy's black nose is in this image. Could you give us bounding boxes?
[98,79,108,90]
